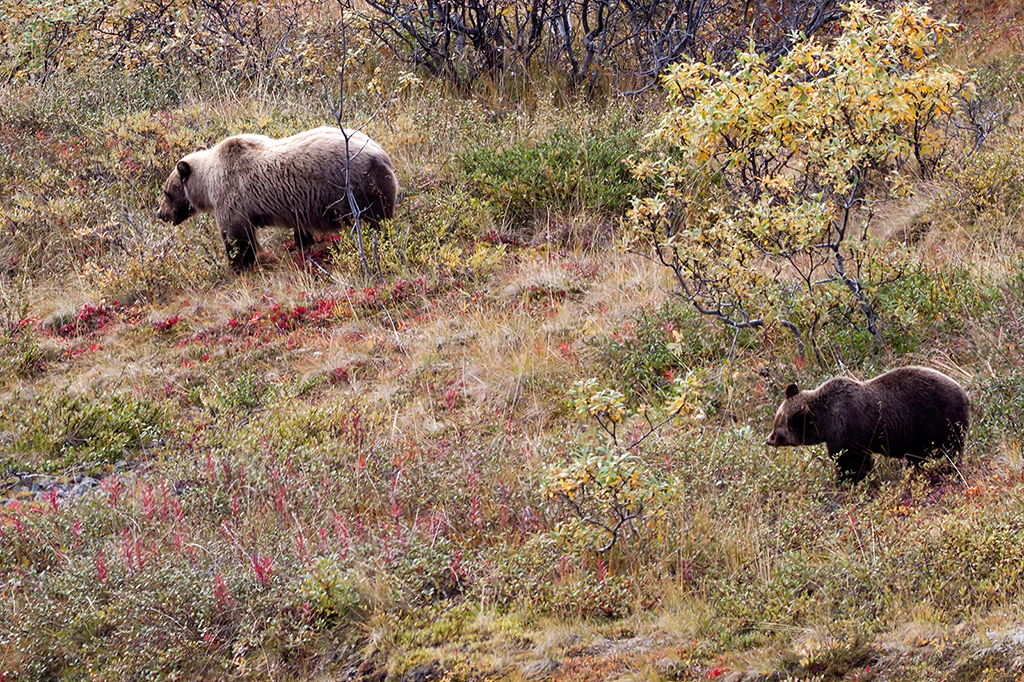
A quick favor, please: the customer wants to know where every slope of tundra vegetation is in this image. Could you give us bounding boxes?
[1,0,1024,680]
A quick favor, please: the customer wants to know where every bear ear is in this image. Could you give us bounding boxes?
[176,160,192,183]
[785,383,800,399]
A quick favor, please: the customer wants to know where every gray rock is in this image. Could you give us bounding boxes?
[30,477,56,492]
[654,657,684,679]
[69,477,99,498]
[400,661,441,682]
[521,658,560,679]
[584,637,615,656]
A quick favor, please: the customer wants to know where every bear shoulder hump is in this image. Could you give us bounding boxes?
[218,135,268,159]
[816,375,862,403]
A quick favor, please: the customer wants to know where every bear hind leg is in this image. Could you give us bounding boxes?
[292,227,317,252]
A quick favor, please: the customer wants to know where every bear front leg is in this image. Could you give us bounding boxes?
[834,448,874,483]
[219,218,265,272]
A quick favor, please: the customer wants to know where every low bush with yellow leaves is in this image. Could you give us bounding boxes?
[542,443,668,554]
[626,2,973,357]
[542,376,705,560]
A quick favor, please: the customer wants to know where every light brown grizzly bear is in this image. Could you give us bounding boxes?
[766,366,969,482]
[156,127,398,272]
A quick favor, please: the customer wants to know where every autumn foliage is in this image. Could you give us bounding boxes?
[2,1,1024,681]
[627,2,972,355]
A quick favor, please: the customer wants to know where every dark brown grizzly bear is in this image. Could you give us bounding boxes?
[156,127,398,271]
[766,366,969,482]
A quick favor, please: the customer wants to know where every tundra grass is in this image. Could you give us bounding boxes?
[3,27,1024,682]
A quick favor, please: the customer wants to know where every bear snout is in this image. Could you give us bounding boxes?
[156,201,193,225]
[156,200,176,223]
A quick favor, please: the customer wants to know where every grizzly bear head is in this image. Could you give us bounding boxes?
[156,161,195,225]
[766,383,822,447]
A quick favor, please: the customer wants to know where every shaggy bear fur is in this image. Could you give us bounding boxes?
[766,366,969,482]
[156,127,398,271]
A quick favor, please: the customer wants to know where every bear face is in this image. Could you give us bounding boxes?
[156,161,194,225]
[766,383,822,448]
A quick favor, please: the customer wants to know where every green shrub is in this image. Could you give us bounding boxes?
[594,301,735,403]
[0,321,47,384]
[873,263,995,355]
[970,370,1024,448]
[461,121,641,231]
[0,388,164,471]
[196,372,278,415]
[303,557,372,625]
[941,130,1024,224]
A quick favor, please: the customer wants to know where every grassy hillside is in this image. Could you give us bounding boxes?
[2,2,1024,681]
